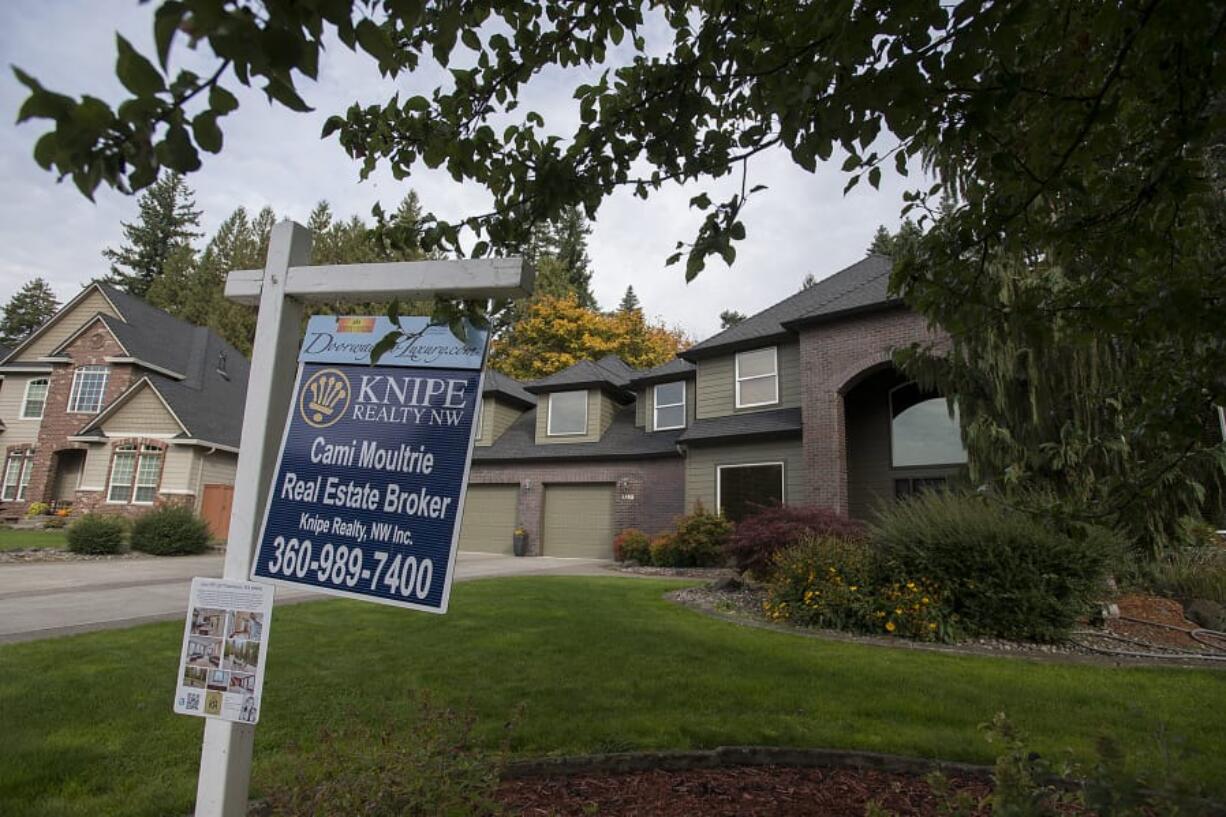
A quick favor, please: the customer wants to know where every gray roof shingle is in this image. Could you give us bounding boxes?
[682,254,899,359]
[473,404,682,462]
[677,408,803,444]
[626,357,696,388]
[483,370,535,409]
[523,355,635,395]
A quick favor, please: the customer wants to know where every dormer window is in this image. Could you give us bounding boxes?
[68,365,110,414]
[547,391,588,436]
[735,347,778,408]
[21,379,48,419]
[653,381,686,430]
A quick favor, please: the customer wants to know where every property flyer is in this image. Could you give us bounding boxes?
[173,577,274,724]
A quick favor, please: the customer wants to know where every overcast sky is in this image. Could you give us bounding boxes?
[0,1,917,341]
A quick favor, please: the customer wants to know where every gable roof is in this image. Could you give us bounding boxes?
[0,283,122,365]
[626,357,696,388]
[681,254,899,360]
[523,355,636,397]
[483,370,535,409]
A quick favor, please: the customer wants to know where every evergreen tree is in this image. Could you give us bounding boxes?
[551,206,596,308]
[719,310,746,329]
[103,173,202,297]
[867,219,923,257]
[0,278,59,345]
[618,285,641,313]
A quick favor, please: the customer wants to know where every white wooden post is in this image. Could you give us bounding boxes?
[193,220,311,817]
[192,219,533,816]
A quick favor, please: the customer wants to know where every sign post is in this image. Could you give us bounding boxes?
[191,220,532,817]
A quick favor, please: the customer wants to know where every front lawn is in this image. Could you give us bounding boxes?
[2,577,1224,816]
[0,527,68,552]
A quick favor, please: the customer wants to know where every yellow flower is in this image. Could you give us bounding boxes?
[922,597,930,604]
[895,608,903,615]
[849,585,858,591]
[885,621,896,633]
[906,581,916,590]
[928,623,938,631]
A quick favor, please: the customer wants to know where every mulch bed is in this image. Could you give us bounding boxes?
[498,766,992,816]
[0,547,152,564]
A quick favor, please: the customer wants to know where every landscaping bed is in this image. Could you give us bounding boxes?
[0,547,151,564]
[498,766,991,816]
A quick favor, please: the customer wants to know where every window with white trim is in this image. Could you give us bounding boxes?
[107,444,162,504]
[475,400,485,440]
[2,449,35,502]
[67,366,110,413]
[716,462,784,522]
[653,381,686,430]
[735,347,778,408]
[547,391,588,436]
[21,379,48,419]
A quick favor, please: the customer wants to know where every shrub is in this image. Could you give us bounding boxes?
[66,514,127,554]
[670,504,733,567]
[726,504,866,577]
[613,528,652,563]
[648,533,681,567]
[871,491,1116,641]
[764,535,955,641]
[130,506,212,555]
[263,693,508,817]
[25,502,49,518]
[1143,547,1226,606]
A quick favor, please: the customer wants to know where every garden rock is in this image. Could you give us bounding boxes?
[709,575,744,593]
[1185,599,1226,631]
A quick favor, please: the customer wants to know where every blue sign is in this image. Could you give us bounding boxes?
[250,316,488,613]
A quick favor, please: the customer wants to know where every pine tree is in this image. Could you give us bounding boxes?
[0,278,60,345]
[719,310,747,329]
[618,285,641,313]
[103,173,202,297]
[867,219,923,257]
[551,206,596,308]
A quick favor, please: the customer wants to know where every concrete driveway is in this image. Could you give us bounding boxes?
[0,551,611,644]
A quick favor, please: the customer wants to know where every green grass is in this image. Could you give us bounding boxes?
[0,527,67,551]
[2,576,1224,816]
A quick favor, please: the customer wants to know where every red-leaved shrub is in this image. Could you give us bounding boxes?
[613,528,652,563]
[726,505,865,577]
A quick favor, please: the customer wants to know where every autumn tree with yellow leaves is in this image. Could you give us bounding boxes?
[489,295,690,382]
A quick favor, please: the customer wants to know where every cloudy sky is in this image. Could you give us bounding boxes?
[0,1,917,341]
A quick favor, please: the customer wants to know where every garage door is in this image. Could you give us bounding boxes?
[458,485,519,554]
[543,484,614,559]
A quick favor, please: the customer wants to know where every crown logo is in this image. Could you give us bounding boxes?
[299,368,351,428]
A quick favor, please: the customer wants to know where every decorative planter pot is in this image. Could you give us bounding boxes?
[513,531,529,557]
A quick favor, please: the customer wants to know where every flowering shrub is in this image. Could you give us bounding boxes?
[613,528,652,563]
[763,535,955,642]
[725,504,866,577]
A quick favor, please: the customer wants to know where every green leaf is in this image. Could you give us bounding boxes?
[370,330,401,364]
[192,112,223,153]
[386,299,402,323]
[264,77,313,112]
[153,2,184,68]
[115,35,165,96]
[155,124,201,172]
[471,240,489,257]
[689,192,711,210]
[209,85,238,116]
[868,166,881,189]
[321,115,346,138]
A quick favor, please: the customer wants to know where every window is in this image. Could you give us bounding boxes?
[735,347,778,408]
[717,462,784,522]
[895,476,949,499]
[107,444,162,504]
[68,366,110,413]
[2,450,35,501]
[653,381,686,430]
[889,383,968,468]
[21,379,48,419]
[547,391,588,436]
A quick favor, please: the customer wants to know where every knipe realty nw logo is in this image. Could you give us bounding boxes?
[299,368,351,429]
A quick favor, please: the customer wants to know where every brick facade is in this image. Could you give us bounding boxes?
[797,307,949,515]
[469,458,685,555]
[3,324,136,517]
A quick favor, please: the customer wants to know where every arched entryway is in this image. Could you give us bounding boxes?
[842,366,967,520]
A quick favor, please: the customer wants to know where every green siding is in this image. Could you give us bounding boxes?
[534,389,606,444]
[644,379,696,432]
[476,397,525,447]
[684,438,807,513]
[694,343,801,420]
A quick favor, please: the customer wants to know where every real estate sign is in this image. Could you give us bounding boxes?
[250,315,489,613]
[174,577,274,724]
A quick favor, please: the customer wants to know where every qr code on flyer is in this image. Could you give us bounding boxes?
[182,692,202,712]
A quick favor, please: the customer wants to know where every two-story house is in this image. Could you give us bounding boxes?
[460,253,967,558]
[0,283,245,535]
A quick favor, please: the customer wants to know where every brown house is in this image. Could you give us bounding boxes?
[460,254,965,559]
[0,283,246,533]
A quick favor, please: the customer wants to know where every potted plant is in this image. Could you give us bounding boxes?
[513,527,529,557]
